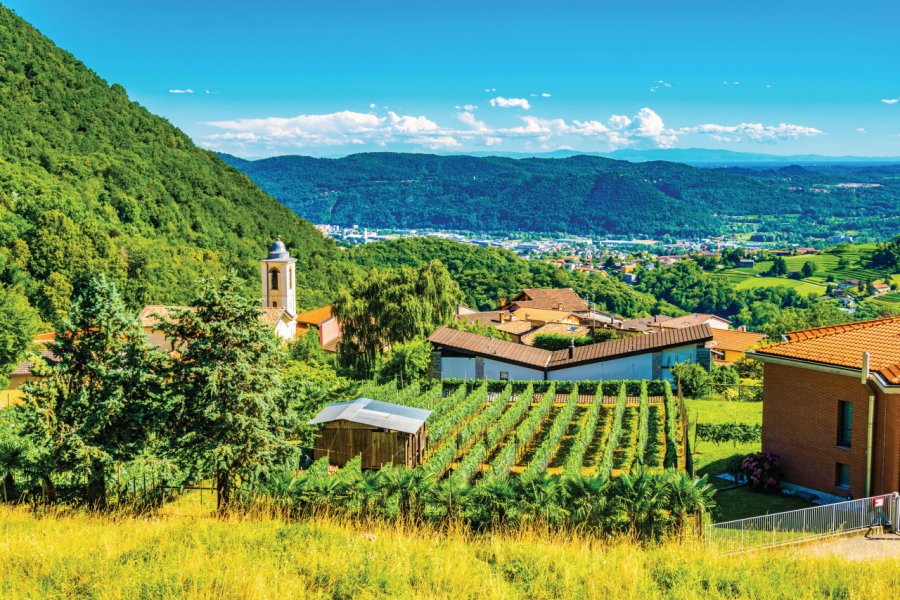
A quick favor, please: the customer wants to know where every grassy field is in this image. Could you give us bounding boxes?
[684,399,812,521]
[711,243,900,311]
[0,507,898,599]
[733,277,824,296]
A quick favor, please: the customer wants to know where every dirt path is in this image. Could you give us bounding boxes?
[796,531,900,561]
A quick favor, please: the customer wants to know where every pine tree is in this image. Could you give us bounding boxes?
[160,274,293,512]
[19,276,163,507]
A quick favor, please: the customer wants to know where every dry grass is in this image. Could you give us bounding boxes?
[0,505,898,599]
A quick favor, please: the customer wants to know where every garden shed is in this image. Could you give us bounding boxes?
[309,398,430,468]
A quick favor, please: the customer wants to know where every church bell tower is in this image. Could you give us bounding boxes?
[260,237,297,316]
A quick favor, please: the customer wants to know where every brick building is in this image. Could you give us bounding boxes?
[753,317,900,500]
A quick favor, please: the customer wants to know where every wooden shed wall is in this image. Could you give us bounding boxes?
[313,420,426,469]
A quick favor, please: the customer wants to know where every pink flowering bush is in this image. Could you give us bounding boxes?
[740,452,782,493]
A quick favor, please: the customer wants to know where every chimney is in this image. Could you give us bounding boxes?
[558,302,563,311]
[568,337,575,359]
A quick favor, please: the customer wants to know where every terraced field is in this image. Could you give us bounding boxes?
[712,243,900,310]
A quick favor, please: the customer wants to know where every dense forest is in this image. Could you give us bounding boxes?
[347,237,890,336]
[347,237,661,316]
[0,6,346,322]
[220,152,900,240]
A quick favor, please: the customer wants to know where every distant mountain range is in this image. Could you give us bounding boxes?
[489,148,900,166]
[219,152,900,240]
[233,148,900,167]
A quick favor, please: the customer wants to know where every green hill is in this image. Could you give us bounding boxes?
[219,152,900,240]
[347,237,658,315]
[0,6,344,319]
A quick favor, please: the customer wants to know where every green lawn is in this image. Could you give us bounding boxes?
[734,276,824,296]
[684,399,813,521]
[685,399,762,474]
[711,483,813,523]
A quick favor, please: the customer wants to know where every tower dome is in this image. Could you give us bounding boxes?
[267,237,290,260]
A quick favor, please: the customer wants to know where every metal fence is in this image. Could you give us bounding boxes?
[707,492,900,553]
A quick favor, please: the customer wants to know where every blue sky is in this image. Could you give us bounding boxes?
[7,0,900,157]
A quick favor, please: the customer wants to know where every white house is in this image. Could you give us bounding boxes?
[428,324,713,382]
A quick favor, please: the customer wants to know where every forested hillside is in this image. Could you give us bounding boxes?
[0,6,345,321]
[219,152,900,239]
[347,237,660,315]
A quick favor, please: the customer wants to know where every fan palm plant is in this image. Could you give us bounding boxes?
[470,475,520,530]
[517,471,566,527]
[614,469,669,540]
[562,474,610,532]
[665,470,716,538]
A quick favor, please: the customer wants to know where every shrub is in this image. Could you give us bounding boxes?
[740,452,782,493]
[696,423,762,446]
[672,362,711,398]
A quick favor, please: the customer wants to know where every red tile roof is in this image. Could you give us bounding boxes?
[660,313,731,329]
[296,305,334,326]
[11,349,56,377]
[754,316,900,385]
[548,324,713,368]
[711,329,767,353]
[503,288,588,312]
[428,327,552,369]
[428,323,713,371]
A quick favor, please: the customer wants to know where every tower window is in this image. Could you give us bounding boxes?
[270,268,279,291]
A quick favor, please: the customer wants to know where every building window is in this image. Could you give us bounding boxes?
[272,301,277,308]
[835,463,850,489]
[837,400,852,447]
[499,371,509,381]
[270,268,279,291]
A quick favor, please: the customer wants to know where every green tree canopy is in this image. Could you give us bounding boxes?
[0,285,40,389]
[159,274,293,511]
[19,276,163,507]
[334,260,462,377]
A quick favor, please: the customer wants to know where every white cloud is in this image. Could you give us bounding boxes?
[607,115,632,130]
[681,122,822,143]
[649,80,672,92]
[489,96,531,110]
[455,104,478,111]
[205,106,822,153]
[881,97,899,105]
[415,135,461,150]
[458,111,488,131]
[368,103,377,110]
[387,111,441,134]
[856,127,868,134]
[168,88,194,94]
[541,92,552,97]
[483,87,496,92]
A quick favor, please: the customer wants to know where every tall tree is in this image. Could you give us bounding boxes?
[160,274,293,511]
[19,276,163,507]
[334,260,461,377]
[0,285,40,390]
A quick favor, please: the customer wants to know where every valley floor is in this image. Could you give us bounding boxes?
[0,506,897,599]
